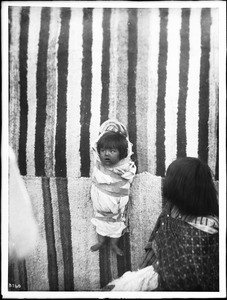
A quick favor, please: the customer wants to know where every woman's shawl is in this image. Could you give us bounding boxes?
[140,203,219,291]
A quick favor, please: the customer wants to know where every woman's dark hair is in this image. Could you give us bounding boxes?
[163,157,218,218]
[97,131,128,160]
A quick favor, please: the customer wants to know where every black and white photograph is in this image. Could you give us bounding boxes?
[1,0,226,298]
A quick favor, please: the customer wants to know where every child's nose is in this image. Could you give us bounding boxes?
[104,149,111,155]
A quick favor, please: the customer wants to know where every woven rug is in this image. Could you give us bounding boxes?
[8,173,164,291]
[9,6,219,179]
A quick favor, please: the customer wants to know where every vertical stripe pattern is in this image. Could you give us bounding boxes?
[35,7,50,176]
[8,5,219,291]
[26,7,41,176]
[9,6,219,178]
[45,7,61,177]
[55,8,71,177]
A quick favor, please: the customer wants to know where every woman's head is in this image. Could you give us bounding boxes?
[163,157,218,218]
[97,131,128,166]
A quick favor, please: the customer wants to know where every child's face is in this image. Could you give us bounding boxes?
[99,148,120,166]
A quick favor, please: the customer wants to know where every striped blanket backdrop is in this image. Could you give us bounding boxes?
[8,6,219,291]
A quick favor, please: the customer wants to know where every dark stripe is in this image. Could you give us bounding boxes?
[8,259,16,291]
[127,8,138,167]
[99,241,112,288]
[161,177,166,208]
[156,8,168,177]
[177,8,190,158]
[42,177,58,291]
[8,6,12,111]
[18,259,28,291]
[198,8,211,163]
[56,178,74,290]
[80,8,93,177]
[55,8,71,177]
[100,8,111,125]
[215,111,219,180]
[8,7,12,75]
[35,7,50,176]
[18,7,29,175]
[117,233,131,277]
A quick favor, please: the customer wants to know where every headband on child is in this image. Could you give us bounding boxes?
[98,119,128,138]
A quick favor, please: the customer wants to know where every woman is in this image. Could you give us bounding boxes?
[105,157,219,291]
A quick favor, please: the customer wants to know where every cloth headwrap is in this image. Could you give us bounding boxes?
[93,119,133,159]
[98,119,128,138]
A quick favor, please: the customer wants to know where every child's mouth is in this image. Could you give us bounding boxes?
[104,158,112,164]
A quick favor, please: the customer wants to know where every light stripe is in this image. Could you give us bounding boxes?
[198,8,211,162]
[45,7,61,177]
[186,8,201,157]
[24,177,49,291]
[109,8,119,119]
[208,8,219,175]
[9,6,21,158]
[50,178,64,290]
[136,8,149,173]
[89,8,103,176]
[26,7,41,176]
[165,8,182,169]
[147,8,160,174]
[115,8,128,126]
[130,173,162,271]
[67,177,100,290]
[66,8,83,178]
[177,8,190,158]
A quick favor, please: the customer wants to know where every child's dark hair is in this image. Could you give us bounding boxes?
[163,157,218,218]
[97,131,128,160]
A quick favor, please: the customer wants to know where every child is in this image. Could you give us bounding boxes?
[90,119,136,256]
